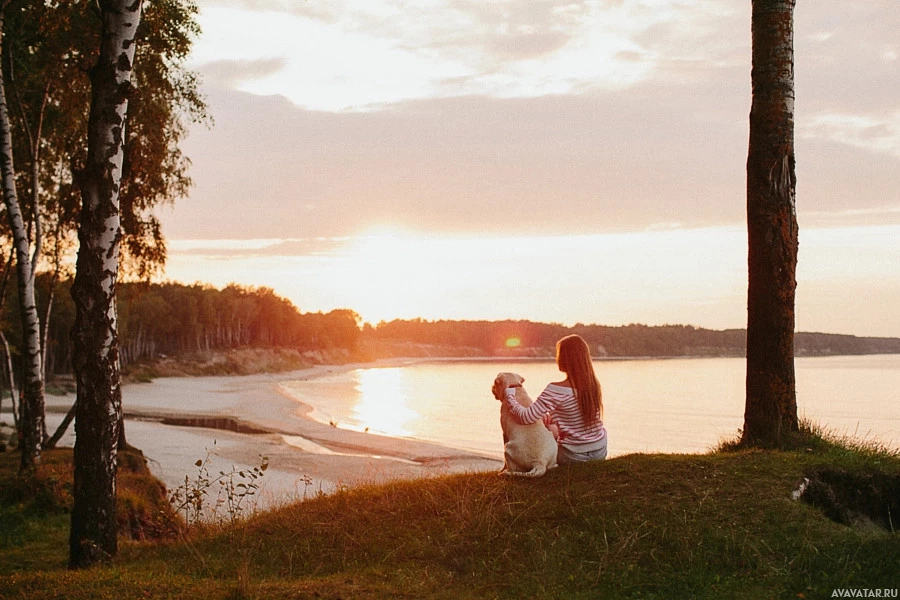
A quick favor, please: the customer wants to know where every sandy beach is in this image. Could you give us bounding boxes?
[41,362,502,510]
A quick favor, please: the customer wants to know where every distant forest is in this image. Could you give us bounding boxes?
[364,318,900,358]
[3,279,899,379]
[3,278,361,377]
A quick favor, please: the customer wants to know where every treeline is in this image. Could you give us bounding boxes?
[365,319,900,358]
[4,280,899,382]
[114,284,360,365]
[3,278,360,377]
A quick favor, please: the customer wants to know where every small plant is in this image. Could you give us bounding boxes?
[169,444,270,528]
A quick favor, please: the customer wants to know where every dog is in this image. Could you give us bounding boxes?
[491,372,558,477]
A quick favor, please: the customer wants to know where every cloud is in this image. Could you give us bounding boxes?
[191,5,471,111]
[439,0,588,61]
[800,111,900,159]
[795,1,899,114]
[201,58,288,88]
[169,238,348,259]
[171,87,745,240]
[190,0,747,111]
[171,1,899,242]
[198,0,342,23]
[190,0,899,113]
[487,30,573,61]
[801,205,900,229]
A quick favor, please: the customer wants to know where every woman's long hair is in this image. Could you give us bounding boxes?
[556,334,603,424]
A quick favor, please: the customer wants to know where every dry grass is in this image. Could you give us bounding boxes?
[2,432,898,599]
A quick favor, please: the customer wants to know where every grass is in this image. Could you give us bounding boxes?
[0,446,179,579]
[0,430,898,600]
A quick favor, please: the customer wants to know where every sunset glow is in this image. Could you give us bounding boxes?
[160,1,898,339]
[163,224,900,336]
[350,368,416,437]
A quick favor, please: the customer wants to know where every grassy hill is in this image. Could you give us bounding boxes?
[1,430,898,599]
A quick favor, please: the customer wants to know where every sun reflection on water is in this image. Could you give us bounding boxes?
[350,368,418,437]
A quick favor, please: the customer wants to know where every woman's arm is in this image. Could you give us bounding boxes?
[504,387,554,425]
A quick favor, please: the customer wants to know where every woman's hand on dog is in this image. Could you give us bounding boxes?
[542,414,560,440]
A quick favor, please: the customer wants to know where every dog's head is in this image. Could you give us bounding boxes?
[492,372,525,400]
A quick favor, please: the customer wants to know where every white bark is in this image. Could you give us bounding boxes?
[69,0,142,568]
[0,9,45,471]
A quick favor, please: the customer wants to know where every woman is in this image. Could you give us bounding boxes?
[503,334,607,463]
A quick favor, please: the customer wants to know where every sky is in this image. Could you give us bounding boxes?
[158,0,900,337]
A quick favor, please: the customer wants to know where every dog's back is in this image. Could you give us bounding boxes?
[499,385,558,477]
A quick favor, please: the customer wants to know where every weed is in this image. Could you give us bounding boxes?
[168,444,270,528]
[714,418,900,462]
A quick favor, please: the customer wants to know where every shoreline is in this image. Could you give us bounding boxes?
[41,359,503,509]
[27,353,900,509]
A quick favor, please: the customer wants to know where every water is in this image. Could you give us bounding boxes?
[280,355,900,459]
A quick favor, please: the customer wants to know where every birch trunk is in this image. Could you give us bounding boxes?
[0,330,17,429]
[69,0,141,569]
[0,250,15,430]
[742,0,800,447]
[0,8,45,472]
[40,267,59,381]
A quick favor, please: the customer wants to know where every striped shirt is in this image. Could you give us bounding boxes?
[505,383,607,451]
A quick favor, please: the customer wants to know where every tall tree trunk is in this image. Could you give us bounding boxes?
[0,248,13,430]
[0,7,45,472]
[39,272,55,446]
[69,0,141,569]
[0,330,17,430]
[40,268,58,380]
[742,0,800,447]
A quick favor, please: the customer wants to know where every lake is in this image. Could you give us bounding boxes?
[281,355,900,458]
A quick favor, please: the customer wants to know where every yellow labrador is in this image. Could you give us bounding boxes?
[492,372,558,477]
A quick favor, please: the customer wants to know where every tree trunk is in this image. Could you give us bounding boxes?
[0,331,17,430]
[0,248,14,430]
[0,9,45,472]
[45,402,75,449]
[40,269,58,380]
[742,0,799,447]
[69,0,141,569]
[39,272,56,447]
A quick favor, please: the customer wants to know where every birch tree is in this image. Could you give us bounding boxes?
[0,0,45,472]
[69,0,141,569]
[2,0,204,450]
[4,0,204,280]
[742,0,800,447]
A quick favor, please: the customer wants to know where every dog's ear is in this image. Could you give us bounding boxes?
[492,376,503,400]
